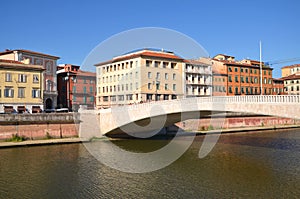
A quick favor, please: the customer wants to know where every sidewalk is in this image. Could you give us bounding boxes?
[0,137,87,148]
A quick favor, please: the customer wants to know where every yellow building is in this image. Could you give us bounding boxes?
[95,49,184,108]
[0,60,44,113]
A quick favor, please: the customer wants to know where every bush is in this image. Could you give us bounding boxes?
[7,134,26,142]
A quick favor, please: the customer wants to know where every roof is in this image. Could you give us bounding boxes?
[184,59,210,66]
[76,70,96,77]
[95,50,184,66]
[281,64,300,69]
[214,54,235,58]
[215,59,273,70]
[0,49,60,59]
[0,59,24,64]
[0,60,45,70]
[281,73,300,81]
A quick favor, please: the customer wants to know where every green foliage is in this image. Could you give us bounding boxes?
[45,132,52,139]
[6,134,26,142]
[208,125,214,131]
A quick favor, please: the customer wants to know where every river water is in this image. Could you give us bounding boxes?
[0,129,300,198]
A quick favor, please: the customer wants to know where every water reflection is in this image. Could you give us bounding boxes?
[0,129,299,198]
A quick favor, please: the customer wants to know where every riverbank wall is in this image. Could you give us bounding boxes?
[0,113,79,140]
[177,116,300,131]
[0,113,299,141]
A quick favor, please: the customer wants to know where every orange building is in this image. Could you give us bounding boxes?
[211,54,273,95]
[272,78,285,95]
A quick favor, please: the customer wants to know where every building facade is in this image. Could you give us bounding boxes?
[0,59,44,113]
[281,74,300,95]
[184,60,212,97]
[272,78,285,95]
[212,54,273,95]
[95,49,184,109]
[57,64,96,111]
[281,64,300,78]
[0,49,60,109]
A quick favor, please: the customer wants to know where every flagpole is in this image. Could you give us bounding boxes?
[260,41,263,95]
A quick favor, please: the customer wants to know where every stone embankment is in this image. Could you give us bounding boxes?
[0,113,80,140]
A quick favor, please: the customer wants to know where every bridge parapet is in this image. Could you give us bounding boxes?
[93,95,300,136]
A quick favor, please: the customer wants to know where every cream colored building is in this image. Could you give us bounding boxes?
[0,60,44,113]
[95,49,184,108]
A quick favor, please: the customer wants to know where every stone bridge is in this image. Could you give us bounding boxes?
[79,95,300,138]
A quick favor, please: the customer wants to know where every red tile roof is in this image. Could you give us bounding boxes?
[95,50,183,66]
[0,60,45,70]
[0,59,24,64]
[0,49,60,59]
[281,73,300,80]
[77,70,96,77]
[281,64,300,69]
[216,59,273,70]
[184,59,210,65]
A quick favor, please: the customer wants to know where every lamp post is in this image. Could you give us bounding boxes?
[260,41,263,95]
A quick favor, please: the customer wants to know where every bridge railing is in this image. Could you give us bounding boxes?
[99,95,300,113]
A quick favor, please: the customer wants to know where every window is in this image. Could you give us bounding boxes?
[228,67,232,72]
[156,72,160,79]
[18,74,27,83]
[148,72,152,79]
[4,87,14,98]
[90,86,93,93]
[148,83,152,90]
[73,86,76,93]
[165,84,169,90]
[118,95,124,101]
[18,87,25,98]
[165,73,168,80]
[83,96,87,104]
[154,61,160,67]
[171,63,177,69]
[173,73,176,80]
[246,77,249,83]
[135,71,138,78]
[5,73,12,82]
[173,84,176,91]
[83,87,87,93]
[264,70,266,75]
[73,96,76,102]
[126,94,133,100]
[103,96,109,102]
[146,60,151,67]
[235,87,239,94]
[241,87,244,93]
[228,75,232,82]
[156,82,160,90]
[264,78,267,84]
[32,88,40,98]
[163,62,168,68]
[241,76,244,83]
[33,75,39,83]
[235,76,238,82]
[241,68,244,73]
[234,67,238,72]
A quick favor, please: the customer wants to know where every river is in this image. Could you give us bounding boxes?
[0,129,300,198]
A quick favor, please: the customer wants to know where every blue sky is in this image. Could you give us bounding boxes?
[1,0,300,77]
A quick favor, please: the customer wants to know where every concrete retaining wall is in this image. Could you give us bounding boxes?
[177,116,300,131]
